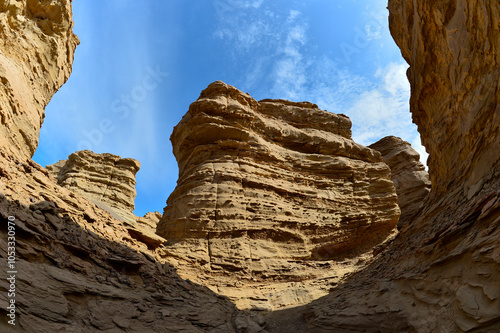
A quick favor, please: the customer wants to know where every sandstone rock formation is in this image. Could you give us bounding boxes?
[298,1,500,332]
[47,150,141,223]
[0,0,78,159]
[1,0,498,331]
[0,3,262,332]
[46,151,167,250]
[389,0,500,199]
[156,81,400,310]
[369,136,431,229]
[0,147,264,333]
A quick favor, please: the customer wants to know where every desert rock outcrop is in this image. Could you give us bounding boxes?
[0,3,260,331]
[47,150,141,223]
[0,147,264,333]
[389,0,500,199]
[46,151,167,249]
[157,81,400,310]
[369,136,431,229]
[300,1,500,332]
[1,0,498,330]
[0,0,79,159]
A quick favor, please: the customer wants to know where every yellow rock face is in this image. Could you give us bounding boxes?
[303,1,500,332]
[0,0,79,158]
[157,81,400,310]
[370,136,431,229]
[47,150,141,224]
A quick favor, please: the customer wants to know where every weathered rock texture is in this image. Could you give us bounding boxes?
[47,150,141,223]
[0,4,262,332]
[1,0,498,330]
[0,148,264,333]
[157,81,400,310]
[46,151,167,250]
[370,136,431,229]
[0,0,79,159]
[298,1,500,332]
[390,0,500,199]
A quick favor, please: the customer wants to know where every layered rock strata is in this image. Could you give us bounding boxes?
[0,147,263,333]
[157,81,400,310]
[370,136,431,229]
[298,1,500,332]
[47,150,141,223]
[389,0,500,198]
[0,3,255,331]
[1,0,497,330]
[0,4,259,327]
[46,151,167,248]
[0,0,79,159]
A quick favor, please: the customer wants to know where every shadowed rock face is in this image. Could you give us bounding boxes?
[1,0,498,331]
[47,150,141,223]
[370,136,431,229]
[389,0,500,199]
[0,147,260,333]
[0,0,79,159]
[302,1,500,332]
[157,81,400,310]
[0,5,258,328]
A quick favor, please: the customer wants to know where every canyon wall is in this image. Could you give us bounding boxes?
[156,81,400,310]
[0,3,262,332]
[0,0,78,159]
[301,1,500,332]
[47,150,141,223]
[369,136,431,229]
[0,0,498,331]
[0,148,263,332]
[389,0,500,199]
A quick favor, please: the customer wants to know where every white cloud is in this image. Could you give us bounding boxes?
[347,62,411,143]
[272,20,309,99]
[211,3,426,167]
[212,3,310,99]
[288,9,301,21]
[342,62,428,166]
[213,1,276,54]
[243,0,263,9]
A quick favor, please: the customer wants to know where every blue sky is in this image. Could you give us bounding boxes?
[33,0,427,217]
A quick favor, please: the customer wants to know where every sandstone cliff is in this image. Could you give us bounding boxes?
[0,148,264,332]
[0,3,263,332]
[0,0,79,159]
[369,136,431,229]
[300,1,500,332]
[47,150,141,223]
[1,0,498,331]
[156,81,400,310]
[390,0,500,199]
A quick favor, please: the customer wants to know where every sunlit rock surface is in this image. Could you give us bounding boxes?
[0,0,78,159]
[157,81,400,310]
[370,136,431,229]
[47,150,141,223]
[301,1,500,332]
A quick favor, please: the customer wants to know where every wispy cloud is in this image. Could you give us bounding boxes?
[213,1,275,54]
[348,62,411,142]
[272,12,309,99]
[211,2,427,166]
[337,62,428,166]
